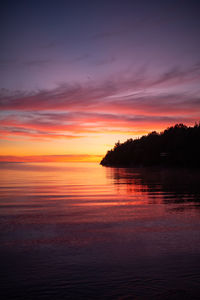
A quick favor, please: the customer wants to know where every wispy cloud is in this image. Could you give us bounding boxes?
[91,29,128,40]
[0,58,18,68]
[0,64,199,141]
[153,63,200,86]
[0,58,54,69]
[40,41,57,49]
[24,59,53,67]
[93,56,116,66]
[70,54,90,63]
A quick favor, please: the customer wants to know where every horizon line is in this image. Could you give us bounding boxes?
[0,154,103,163]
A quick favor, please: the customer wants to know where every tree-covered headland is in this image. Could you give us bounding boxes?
[100,123,200,167]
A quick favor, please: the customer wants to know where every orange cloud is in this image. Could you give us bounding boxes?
[0,65,199,159]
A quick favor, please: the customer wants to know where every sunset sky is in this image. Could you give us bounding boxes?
[1,0,200,162]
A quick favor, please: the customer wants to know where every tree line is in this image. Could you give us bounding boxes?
[100,123,200,167]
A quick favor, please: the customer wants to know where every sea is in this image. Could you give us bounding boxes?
[1,162,200,299]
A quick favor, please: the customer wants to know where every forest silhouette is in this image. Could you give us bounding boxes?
[101,123,200,167]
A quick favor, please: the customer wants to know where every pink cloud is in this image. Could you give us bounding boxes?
[0,65,199,140]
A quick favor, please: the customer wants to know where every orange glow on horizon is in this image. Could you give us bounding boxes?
[0,154,103,163]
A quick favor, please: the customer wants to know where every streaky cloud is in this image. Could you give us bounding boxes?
[0,65,199,141]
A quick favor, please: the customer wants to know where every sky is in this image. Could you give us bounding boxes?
[0,0,200,162]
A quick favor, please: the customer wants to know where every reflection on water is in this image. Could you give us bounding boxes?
[1,162,200,299]
[108,167,200,211]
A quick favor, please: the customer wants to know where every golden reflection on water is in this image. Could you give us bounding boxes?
[1,162,200,227]
[1,162,200,299]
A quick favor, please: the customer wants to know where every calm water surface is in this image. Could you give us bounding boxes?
[0,162,200,299]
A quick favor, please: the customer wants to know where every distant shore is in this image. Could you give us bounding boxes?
[100,123,200,167]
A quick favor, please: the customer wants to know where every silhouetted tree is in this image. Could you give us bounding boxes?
[100,123,200,167]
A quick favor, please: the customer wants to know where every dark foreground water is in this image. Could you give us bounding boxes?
[0,162,200,299]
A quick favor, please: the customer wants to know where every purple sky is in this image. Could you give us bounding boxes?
[1,0,200,90]
[0,0,200,159]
